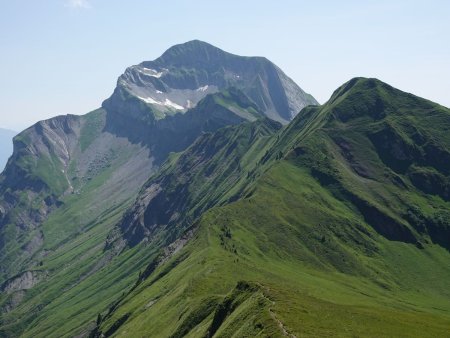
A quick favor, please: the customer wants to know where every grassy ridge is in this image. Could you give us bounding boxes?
[95,78,450,337]
[97,159,450,337]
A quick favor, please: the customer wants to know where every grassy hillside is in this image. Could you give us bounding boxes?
[117,117,281,246]
[94,78,450,337]
[0,91,276,337]
[95,162,450,337]
[0,109,156,337]
[2,77,450,337]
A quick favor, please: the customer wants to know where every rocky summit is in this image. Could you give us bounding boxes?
[103,40,317,124]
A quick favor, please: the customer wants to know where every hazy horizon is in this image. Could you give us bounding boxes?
[1,0,449,131]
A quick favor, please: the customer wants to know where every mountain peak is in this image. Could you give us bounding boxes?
[159,40,225,56]
[325,77,439,124]
[103,41,317,125]
[148,40,252,70]
[328,77,391,104]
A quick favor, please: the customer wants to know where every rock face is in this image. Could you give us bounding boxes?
[103,40,317,125]
[0,270,47,313]
[1,270,46,294]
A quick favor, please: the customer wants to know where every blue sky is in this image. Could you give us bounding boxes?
[1,0,449,130]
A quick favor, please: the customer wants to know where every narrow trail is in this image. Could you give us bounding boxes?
[261,286,298,338]
[269,308,297,338]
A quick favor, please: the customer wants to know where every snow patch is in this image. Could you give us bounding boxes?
[140,67,164,78]
[138,96,160,105]
[137,96,184,110]
[197,85,209,92]
[164,99,184,110]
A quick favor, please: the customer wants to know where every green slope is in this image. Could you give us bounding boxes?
[116,117,281,247]
[0,109,157,337]
[0,91,274,337]
[94,78,450,337]
[96,167,450,336]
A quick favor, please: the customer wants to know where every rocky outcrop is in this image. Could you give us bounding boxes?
[0,270,47,313]
[1,270,46,294]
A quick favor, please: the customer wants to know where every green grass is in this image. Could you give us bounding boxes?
[79,109,106,152]
[0,152,158,337]
[2,77,450,337]
[0,110,157,337]
[96,160,450,337]
[93,78,450,337]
